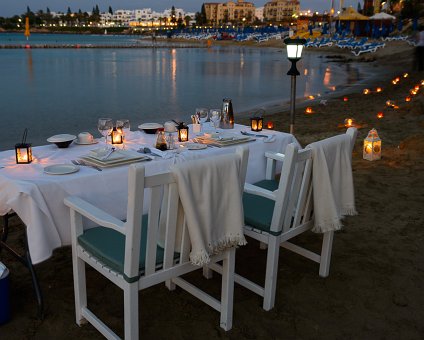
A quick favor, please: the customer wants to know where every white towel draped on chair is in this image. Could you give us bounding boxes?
[306,134,358,233]
[171,154,247,266]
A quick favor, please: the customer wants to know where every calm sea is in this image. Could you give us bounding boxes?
[0,33,375,150]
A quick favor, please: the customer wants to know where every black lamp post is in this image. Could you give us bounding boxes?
[284,38,306,134]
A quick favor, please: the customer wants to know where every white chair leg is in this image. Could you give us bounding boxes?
[124,282,139,340]
[202,266,213,279]
[319,231,334,278]
[219,248,235,331]
[165,279,176,291]
[263,236,280,311]
[73,256,87,325]
[259,242,268,250]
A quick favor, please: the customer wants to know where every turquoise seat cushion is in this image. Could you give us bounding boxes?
[78,215,174,283]
[243,179,281,236]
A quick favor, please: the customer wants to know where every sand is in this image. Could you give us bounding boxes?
[1,39,423,339]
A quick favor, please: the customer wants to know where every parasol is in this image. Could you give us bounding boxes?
[24,17,30,40]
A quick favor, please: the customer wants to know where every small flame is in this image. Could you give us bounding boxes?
[305,107,313,114]
[363,89,371,95]
[377,112,384,119]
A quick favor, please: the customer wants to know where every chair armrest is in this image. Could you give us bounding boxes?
[244,183,277,201]
[264,152,285,180]
[264,151,285,162]
[64,196,125,234]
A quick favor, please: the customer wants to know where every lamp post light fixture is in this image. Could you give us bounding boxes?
[284,37,306,134]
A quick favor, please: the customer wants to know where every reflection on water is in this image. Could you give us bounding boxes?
[0,40,377,150]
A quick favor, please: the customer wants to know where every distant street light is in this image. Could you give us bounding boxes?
[284,38,306,134]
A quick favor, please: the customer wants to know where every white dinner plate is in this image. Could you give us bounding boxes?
[182,143,208,150]
[74,140,99,145]
[138,123,163,130]
[44,164,79,175]
[46,134,77,143]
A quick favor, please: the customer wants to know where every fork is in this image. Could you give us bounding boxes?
[71,159,102,171]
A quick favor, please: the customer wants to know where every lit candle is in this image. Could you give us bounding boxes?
[344,118,355,127]
[365,143,372,154]
[266,121,274,129]
[403,73,408,78]
[305,107,313,114]
[405,96,411,102]
[343,97,349,102]
[377,112,384,119]
[308,95,315,100]
[363,89,370,95]
[376,87,382,93]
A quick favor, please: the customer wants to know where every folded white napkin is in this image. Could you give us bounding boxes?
[306,134,357,233]
[171,154,246,265]
[88,148,125,161]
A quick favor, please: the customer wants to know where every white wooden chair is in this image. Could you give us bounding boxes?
[64,147,249,339]
[221,128,357,311]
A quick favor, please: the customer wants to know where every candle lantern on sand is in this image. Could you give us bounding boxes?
[15,128,33,164]
[344,118,355,128]
[363,128,381,161]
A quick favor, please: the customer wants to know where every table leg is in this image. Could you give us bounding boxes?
[0,213,44,320]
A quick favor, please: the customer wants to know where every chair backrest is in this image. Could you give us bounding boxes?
[270,144,314,235]
[123,146,249,280]
[269,128,357,235]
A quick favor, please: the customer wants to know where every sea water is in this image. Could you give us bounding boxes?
[0,33,375,150]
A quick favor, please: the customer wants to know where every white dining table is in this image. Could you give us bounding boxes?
[0,124,297,264]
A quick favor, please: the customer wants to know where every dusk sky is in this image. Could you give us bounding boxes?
[1,1,360,17]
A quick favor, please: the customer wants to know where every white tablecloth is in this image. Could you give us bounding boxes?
[0,124,297,264]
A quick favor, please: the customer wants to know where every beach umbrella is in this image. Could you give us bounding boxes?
[369,12,395,20]
[24,17,30,41]
[335,6,369,21]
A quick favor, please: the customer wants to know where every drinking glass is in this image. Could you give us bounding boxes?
[97,118,113,144]
[209,109,221,132]
[195,108,209,126]
[116,119,130,140]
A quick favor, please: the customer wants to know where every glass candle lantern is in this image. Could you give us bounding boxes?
[266,121,274,129]
[177,124,189,142]
[250,117,263,132]
[363,128,381,161]
[15,128,33,164]
[111,126,123,144]
[15,143,32,164]
[344,118,355,128]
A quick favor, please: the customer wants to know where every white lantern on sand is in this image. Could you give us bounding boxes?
[363,128,381,161]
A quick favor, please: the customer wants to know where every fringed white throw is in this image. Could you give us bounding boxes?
[171,154,246,266]
[306,134,358,233]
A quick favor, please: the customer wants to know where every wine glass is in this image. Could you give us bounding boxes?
[97,118,113,145]
[209,109,221,132]
[116,119,130,140]
[195,108,209,129]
